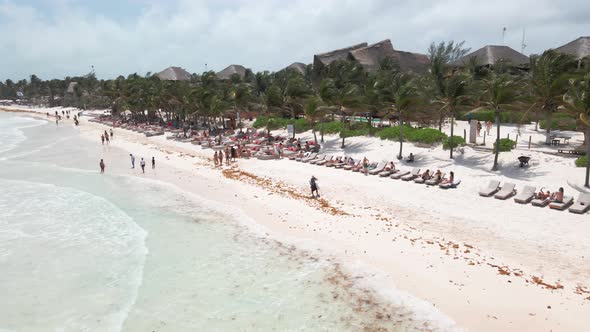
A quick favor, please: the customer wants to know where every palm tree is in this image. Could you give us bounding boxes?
[480,73,521,170]
[319,79,362,148]
[529,50,575,144]
[304,97,325,144]
[433,73,470,159]
[565,72,590,187]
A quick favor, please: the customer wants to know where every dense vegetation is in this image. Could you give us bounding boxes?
[3,42,590,183]
[494,138,517,152]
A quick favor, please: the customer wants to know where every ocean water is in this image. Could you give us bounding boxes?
[0,112,453,332]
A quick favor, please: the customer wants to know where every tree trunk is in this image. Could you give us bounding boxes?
[586,128,590,188]
[321,129,324,143]
[449,111,455,159]
[312,127,318,144]
[545,110,552,144]
[341,136,346,149]
[398,112,404,159]
[492,110,501,171]
[438,111,443,131]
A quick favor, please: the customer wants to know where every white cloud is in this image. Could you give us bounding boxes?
[1,0,589,80]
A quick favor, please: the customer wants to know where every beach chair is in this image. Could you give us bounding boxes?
[316,155,333,166]
[309,155,326,165]
[478,180,500,197]
[295,152,311,162]
[425,173,445,186]
[513,186,536,204]
[379,168,397,177]
[327,157,345,168]
[401,168,421,181]
[550,196,574,210]
[531,197,551,207]
[334,158,350,169]
[569,193,590,214]
[494,183,516,200]
[354,162,376,173]
[439,179,461,189]
[391,169,410,179]
[369,161,387,175]
[343,160,359,171]
[301,153,318,163]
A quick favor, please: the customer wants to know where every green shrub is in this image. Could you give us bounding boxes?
[494,138,516,152]
[442,136,465,150]
[406,128,447,144]
[340,127,370,138]
[575,156,587,167]
[317,121,344,134]
[293,118,310,133]
[377,125,447,145]
[539,113,577,131]
[458,110,533,124]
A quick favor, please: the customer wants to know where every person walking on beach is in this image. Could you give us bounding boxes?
[101,134,105,145]
[231,146,236,162]
[151,157,155,169]
[476,121,482,136]
[310,176,320,198]
[140,158,146,173]
[213,151,219,166]
[218,150,224,166]
[105,133,110,144]
[225,146,231,165]
[130,154,135,169]
[485,121,492,135]
[99,159,105,174]
[110,128,114,139]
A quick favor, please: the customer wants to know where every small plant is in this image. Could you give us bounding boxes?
[494,138,516,152]
[316,121,343,134]
[443,136,465,150]
[575,155,587,168]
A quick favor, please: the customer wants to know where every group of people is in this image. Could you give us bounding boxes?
[213,146,237,166]
[536,187,565,203]
[100,129,113,145]
[129,153,155,173]
[476,120,494,136]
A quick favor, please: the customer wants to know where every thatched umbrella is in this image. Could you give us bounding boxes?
[156,66,192,81]
[450,45,529,68]
[216,65,248,80]
[313,42,368,72]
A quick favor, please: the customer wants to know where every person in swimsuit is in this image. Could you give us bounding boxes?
[140,158,146,173]
[151,157,155,169]
[99,159,105,174]
[310,176,319,198]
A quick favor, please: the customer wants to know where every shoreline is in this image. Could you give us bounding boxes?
[3,107,589,331]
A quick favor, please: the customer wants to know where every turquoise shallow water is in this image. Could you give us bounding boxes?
[0,112,448,332]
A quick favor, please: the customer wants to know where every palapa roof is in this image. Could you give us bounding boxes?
[348,39,396,73]
[156,66,192,81]
[555,36,590,60]
[390,50,430,74]
[313,42,368,69]
[216,64,248,80]
[284,62,307,75]
[450,45,529,67]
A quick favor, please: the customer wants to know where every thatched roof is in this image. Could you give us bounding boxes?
[555,36,590,60]
[284,62,307,75]
[216,64,247,80]
[157,66,192,81]
[313,42,368,69]
[450,45,529,67]
[391,50,430,74]
[348,40,396,73]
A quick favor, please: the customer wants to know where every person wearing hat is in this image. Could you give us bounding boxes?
[310,176,319,198]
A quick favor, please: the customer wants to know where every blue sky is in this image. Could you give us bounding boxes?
[1,0,589,81]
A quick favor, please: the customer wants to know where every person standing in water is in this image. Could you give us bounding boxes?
[140,158,146,173]
[99,159,105,174]
[151,157,155,169]
[101,134,105,145]
[310,176,319,198]
[130,154,135,169]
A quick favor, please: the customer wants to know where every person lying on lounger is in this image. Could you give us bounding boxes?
[441,171,454,185]
[384,161,395,171]
[536,188,551,200]
[550,187,564,203]
[433,170,442,181]
[420,169,431,180]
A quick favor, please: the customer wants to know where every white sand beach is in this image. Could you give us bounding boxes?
[3,106,589,331]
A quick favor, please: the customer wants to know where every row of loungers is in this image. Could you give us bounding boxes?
[290,154,461,189]
[479,180,590,214]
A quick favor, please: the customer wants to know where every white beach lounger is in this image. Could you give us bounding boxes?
[391,169,410,179]
[401,168,421,181]
[439,179,461,189]
[478,180,500,197]
[425,173,445,186]
[369,161,387,175]
[316,156,333,166]
[301,153,318,163]
[309,155,326,165]
[343,161,359,171]
[379,168,397,177]
[513,186,536,204]
[494,183,516,200]
[531,198,551,207]
[550,196,574,210]
[569,193,590,214]
[295,152,311,162]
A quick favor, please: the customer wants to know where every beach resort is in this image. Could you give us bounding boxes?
[1,1,590,331]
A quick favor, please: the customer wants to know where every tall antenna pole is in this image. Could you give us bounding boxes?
[521,28,527,54]
[502,27,507,45]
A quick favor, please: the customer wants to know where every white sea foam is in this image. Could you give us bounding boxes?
[0,178,147,332]
[0,115,46,155]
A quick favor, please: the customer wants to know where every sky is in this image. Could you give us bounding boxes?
[1,0,589,81]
